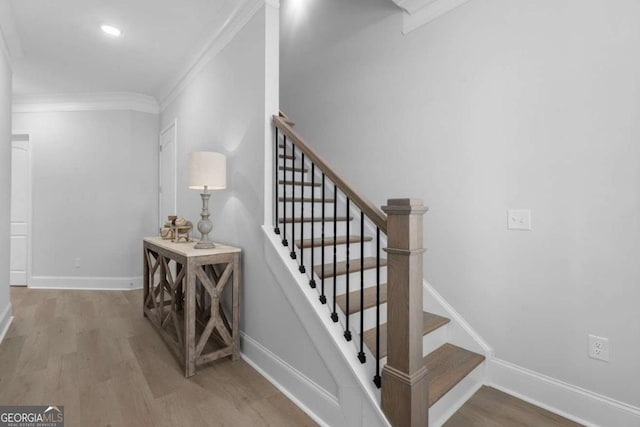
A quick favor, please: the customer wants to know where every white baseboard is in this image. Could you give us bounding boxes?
[488,358,640,427]
[29,276,143,291]
[240,332,341,427]
[0,303,14,344]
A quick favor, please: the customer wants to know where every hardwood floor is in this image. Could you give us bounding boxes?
[444,386,584,427]
[0,287,316,427]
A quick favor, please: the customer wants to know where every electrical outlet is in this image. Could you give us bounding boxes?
[74,258,81,268]
[507,209,532,230]
[588,334,609,362]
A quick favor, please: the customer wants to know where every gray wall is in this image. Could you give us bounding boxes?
[0,46,11,324]
[281,0,640,407]
[12,110,158,279]
[160,7,337,396]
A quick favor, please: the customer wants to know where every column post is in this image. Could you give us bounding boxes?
[381,198,429,427]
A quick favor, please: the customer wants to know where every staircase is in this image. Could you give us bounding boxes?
[270,113,487,426]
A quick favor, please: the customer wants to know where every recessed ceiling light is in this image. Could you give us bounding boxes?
[101,25,122,38]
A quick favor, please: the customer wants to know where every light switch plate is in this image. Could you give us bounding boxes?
[507,209,532,230]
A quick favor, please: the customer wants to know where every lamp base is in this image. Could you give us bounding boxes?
[195,240,216,249]
[195,189,216,250]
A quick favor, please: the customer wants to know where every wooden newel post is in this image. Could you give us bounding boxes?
[381,198,429,427]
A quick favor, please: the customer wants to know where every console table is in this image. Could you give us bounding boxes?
[143,237,241,377]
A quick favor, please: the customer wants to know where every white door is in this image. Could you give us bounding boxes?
[159,121,177,230]
[10,135,30,287]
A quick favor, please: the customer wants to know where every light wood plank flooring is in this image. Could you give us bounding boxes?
[445,386,583,427]
[0,287,316,427]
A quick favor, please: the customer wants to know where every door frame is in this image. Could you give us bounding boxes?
[10,131,32,287]
[159,119,178,231]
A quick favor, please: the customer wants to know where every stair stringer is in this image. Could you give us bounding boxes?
[262,225,390,427]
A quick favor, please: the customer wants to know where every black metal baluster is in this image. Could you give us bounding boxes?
[358,212,366,363]
[281,136,288,246]
[344,198,352,341]
[299,153,306,273]
[374,227,381,387]
[319,173,326,304]
[309,164,316,288]
[274,127,280,235]
[290,144,296,259]
[331,184,338,323]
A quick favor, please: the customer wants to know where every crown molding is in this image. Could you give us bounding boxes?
[13,92,160,114]
[391,0,437,14]
[391,0,472,34]
[156,0,265,112]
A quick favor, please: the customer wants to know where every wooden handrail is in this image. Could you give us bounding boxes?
[278,110,295,126]
[273,115,387,234]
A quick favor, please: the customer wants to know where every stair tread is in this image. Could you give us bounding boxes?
[278,197,334,203]
[279,166,308,172]
[337,283,387,314]
[279,154,296,159]
[296,235,373,249]
[279,180,320,187]
[424,343,485,407]
[279,216,352,224]
[363,311,450,359]
[314,257,387,279]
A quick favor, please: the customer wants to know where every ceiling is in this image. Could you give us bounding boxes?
[1,0,240,97]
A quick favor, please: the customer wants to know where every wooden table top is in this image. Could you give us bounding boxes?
[144,236,241,257]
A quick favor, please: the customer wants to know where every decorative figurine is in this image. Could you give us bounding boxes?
[161,215,193,243]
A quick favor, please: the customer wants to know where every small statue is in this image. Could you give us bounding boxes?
[161,215,193,242]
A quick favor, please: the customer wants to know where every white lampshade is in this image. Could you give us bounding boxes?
[188,152,227,190]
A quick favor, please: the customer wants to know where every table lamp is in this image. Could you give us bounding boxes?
[188,152,226,249]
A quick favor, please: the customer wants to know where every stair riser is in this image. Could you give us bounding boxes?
[294,244,373,266]
[281,186,332,198]
[278,185,366,219]
[278,221,351,238]
[331,269,386,296]
[278,206,360,222]
[315,268,387,298]
[278,146,309,161]
[279,202,328,217]
[428,362,485,427]
[379,325,448,367]
[343,302,388,332]
[278,170,309,181]
[423,323,448,357]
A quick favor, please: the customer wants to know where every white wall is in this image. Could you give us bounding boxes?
[12,110,158,288]
[0,36,12,339]
[160,5,338,399]
[281,0,640,411]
